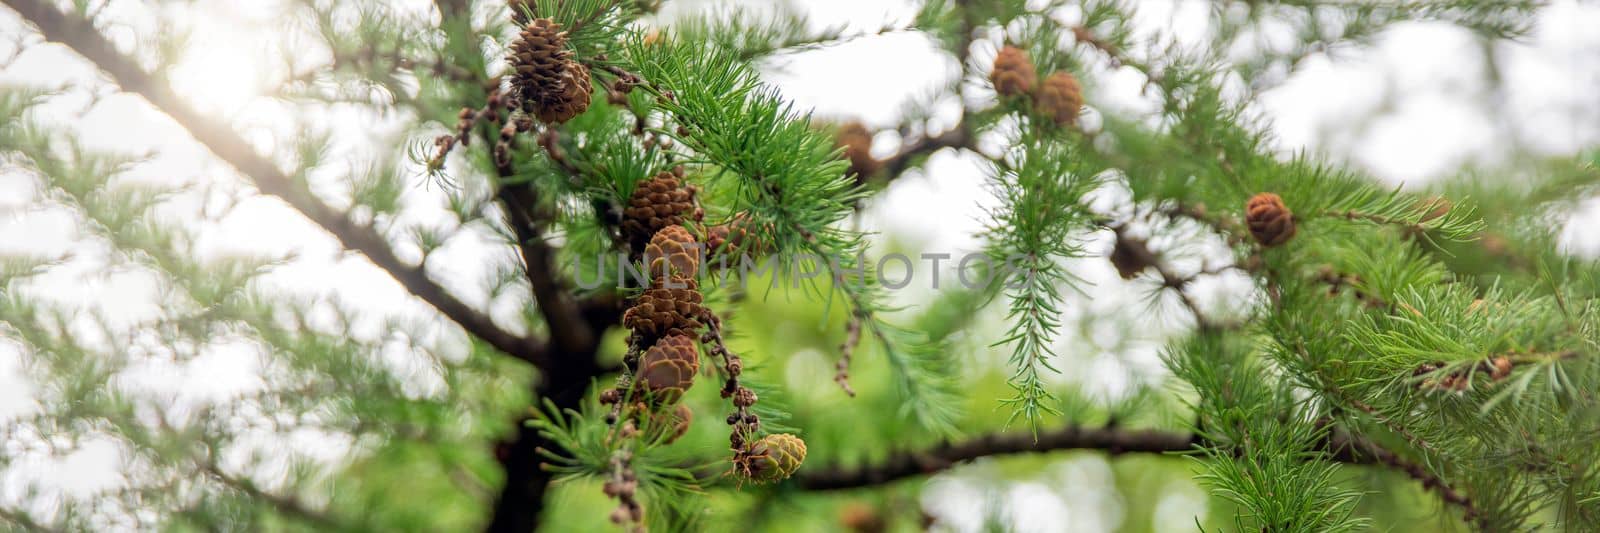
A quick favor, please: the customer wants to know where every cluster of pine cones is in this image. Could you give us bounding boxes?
[508,1,802,493]
[616,179,707,420]
[606,170,802,482]
[990,45,1084,127]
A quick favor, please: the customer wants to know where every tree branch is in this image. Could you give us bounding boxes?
[795,425,1197,490]
[494,130,596,355]
[200,461,345,531]
[411,5,614,529]
[2,0,551,368]
[878,124,970,179]
[497,183,596,354]
[0,506,62,533]
[481,131,612,533]
[792,421,1477,526]
[1326,430,1481,526]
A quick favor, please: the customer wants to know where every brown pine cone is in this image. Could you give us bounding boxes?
[1245,192,1296,247]
[507,18,592,124]
[835,122,880,179]
[508,18,571,95]
[644,225,701,279]
[731,386,757,408]
[1108,233,1156,280]
[634,334,700,404]
[1490,356,1513,381]
[991,46,1036,97]
[622,276,705,340]
[622,172,703,254]
[840,504,888,533]
[1035,71,1083,126]
[705,213,765,264]
[641,403,693,444]
[1414,196,1452,223]
[534,62,592,124]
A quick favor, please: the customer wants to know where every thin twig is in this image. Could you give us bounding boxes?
[494,132,595,354]
[835,313,862,397]
[791,419,1476,526]
[1107,222,1241,330]
[1327,429,1482,527]
[0,506,63,533]
[795,425,1198,490]
[1321,209,1427,233]
[878,125,969,179]
[200,461,345,530]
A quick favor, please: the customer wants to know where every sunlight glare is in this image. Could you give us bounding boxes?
[167,35,265,117]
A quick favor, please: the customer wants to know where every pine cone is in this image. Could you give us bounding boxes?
[507,18,592,124]
[622,276,705,340]
[1481,233,1509,257]
[1035,71,1083,126]
[622,172,703,254]
[1109,233,1155,280]
[990,46,1036,97]
[641,403,693,444]
[1245,192,1296,247]
[840,504,888,533]
[735,433,807,483]
[835,122,880,179]
[644,225,701,279]
[1490,356,1513,381]
[732,386,757,408]
[705,213,765,264]
[1415,196,1452,223]
[634,334,700,404]
[508,19,571,94]
[534,62,592,124]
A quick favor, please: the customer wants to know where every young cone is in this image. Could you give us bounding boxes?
[1246,192,1296,247]
[991,46,1036,97]
[835,122,880,179]
[735,433,808,483]
[1415,195,1452,223]
[639,403,694,444]
[1109,233,1156,280]
[839,504,888,533]
[1035,71,1083,126]
[706,213,765,264]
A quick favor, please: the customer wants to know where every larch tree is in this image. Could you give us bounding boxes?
[1,0,1597,532]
